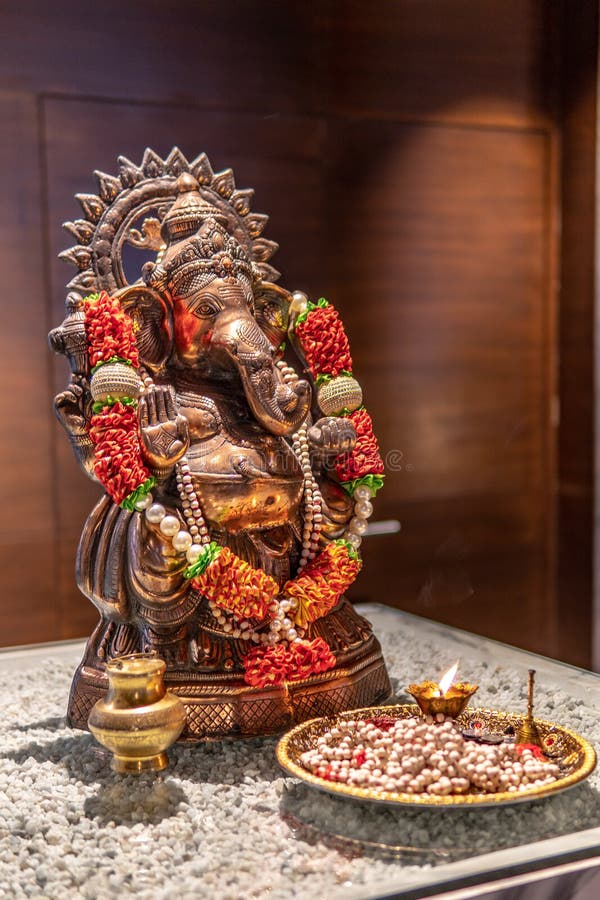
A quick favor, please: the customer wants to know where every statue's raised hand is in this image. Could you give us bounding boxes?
[308,416,356,459]
[54,376,91,437]
[139,385,189,475]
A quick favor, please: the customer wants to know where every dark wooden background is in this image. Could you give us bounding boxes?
[0,1,597,665]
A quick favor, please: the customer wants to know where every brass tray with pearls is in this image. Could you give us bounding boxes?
[276,705,597,808]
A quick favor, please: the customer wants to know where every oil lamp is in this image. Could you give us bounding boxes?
[408,660,478,718]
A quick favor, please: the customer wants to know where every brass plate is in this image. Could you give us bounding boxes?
[276,705,597,808]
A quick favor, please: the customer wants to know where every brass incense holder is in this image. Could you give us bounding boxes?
[516,669,542,747]
[408,680,479,718]
[88,653,186,774]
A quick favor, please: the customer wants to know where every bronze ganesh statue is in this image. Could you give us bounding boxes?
[50,148,390,740]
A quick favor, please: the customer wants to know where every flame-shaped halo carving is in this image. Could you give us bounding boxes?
[60,148,280,297]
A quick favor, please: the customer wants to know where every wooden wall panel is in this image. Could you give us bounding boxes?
[0,92,58,643]
[351,494,546,651]
[1,0,318,114]
[317,0,552,127]
[556,1,598,667]
[327,122,553,653]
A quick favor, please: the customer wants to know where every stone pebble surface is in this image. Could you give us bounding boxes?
[1,614,600,900]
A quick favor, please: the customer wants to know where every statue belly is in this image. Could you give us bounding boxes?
[192,473,303,531]
[185,430,304,532]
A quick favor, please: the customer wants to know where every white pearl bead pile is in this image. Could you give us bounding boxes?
[300,716,561,795]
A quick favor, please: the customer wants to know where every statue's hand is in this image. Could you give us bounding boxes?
[54,376,91,436]
[139,385,189,475]
[308,416,356,459]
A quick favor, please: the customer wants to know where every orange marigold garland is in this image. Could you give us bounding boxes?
[182,538,361,685]
[285,540,362,628]
[84,291,155,510]
[189,544,279,621]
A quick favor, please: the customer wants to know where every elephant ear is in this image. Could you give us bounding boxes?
[115,284,173,373]
[254,283,292,350]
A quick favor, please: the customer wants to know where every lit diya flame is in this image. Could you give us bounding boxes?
[436,660,459,697]
[408,661,478,719]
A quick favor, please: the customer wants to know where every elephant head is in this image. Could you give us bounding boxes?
[122,175,311,437]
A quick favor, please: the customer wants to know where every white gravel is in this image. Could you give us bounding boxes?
[1,609,600,899]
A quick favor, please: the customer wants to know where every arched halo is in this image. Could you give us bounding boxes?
[59,148,280,296]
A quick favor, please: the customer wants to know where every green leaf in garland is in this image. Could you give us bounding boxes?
[120,476,157,511]
[92,395,137,415]
[184,541,221,580]
[91,355,135,375]
[341,474,385,498]
[294,296,330,327]
[333,537,361,561]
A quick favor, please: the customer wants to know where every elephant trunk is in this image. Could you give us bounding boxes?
[211,312,311,436]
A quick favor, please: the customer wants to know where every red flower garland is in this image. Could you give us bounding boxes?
[88,402,153,506]
[85,292,139,369]
[243,638,336,688]
[292,298,384,498]
[84,292,153,509]
[334,408,385,483]
[295,302,353,378]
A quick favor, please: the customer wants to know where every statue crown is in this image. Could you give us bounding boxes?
[161,173,228,242]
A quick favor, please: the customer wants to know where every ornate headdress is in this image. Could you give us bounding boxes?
[58,149,290,369]
[60,147,280,298]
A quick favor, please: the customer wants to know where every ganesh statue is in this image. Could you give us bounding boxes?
[49,148,391,740]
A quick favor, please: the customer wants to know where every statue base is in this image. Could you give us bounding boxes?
[67,600,392,740]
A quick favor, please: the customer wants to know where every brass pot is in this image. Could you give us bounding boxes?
[89,653,186,774]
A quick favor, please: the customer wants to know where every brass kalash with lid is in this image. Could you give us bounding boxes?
[50,148,391,756]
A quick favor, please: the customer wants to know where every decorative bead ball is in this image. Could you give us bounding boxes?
[145,503,166,524]
[159,515,181,537]
[90,362,143,403]
[172,530,193,553]
[346,532,362,549]
[317,376,363,417]
[354,485,372,501]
